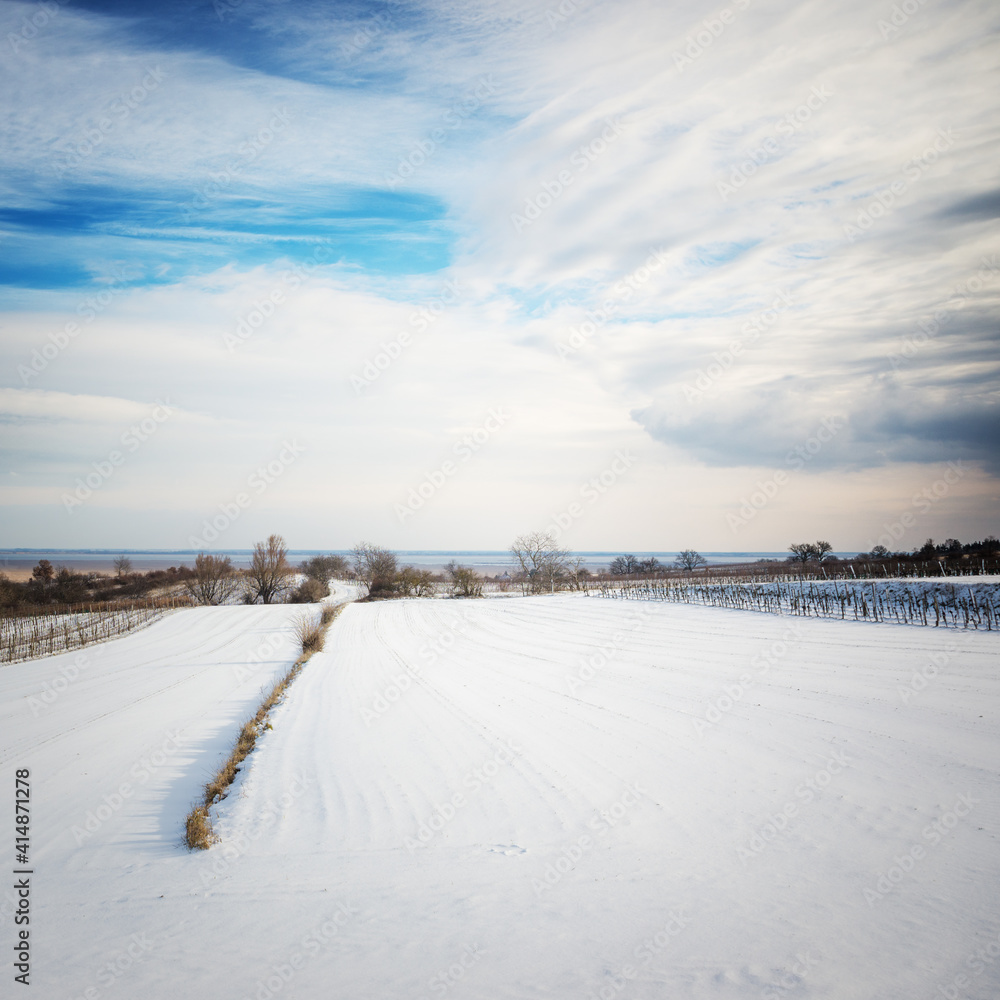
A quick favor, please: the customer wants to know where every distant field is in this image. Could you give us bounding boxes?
[2,592,997,998]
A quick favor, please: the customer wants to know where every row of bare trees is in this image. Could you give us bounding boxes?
[509,532,592,594]
[185,535,350,606]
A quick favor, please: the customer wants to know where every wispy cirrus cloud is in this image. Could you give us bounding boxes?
[0,0,997,549]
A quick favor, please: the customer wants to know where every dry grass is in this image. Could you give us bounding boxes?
[185,806,217,850]
[295,611,325,653]
[184,602,347,850]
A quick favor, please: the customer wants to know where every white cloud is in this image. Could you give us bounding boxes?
[1,0,998,549]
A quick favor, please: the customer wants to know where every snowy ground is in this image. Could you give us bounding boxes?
[2,591,998,999]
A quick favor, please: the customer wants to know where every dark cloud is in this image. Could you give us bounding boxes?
[937,188,1000,221]
[634,381,1000,474]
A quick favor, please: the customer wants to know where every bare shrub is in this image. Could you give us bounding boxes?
[395,565,436,597]
[186,553,240,605]
[299,554,349,581]
[446,562,483,598]
[288,577,328,603]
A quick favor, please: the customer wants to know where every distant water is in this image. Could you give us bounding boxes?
[0,548,828,575]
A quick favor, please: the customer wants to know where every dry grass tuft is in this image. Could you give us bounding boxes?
[295,612,325,653]
[185,805,217,851]
[183,603,347,850]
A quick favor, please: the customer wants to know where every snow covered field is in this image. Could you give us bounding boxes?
[2,591,999,998]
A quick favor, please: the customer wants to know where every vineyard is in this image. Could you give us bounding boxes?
[1,595,186,663]
[592,575,1000,629]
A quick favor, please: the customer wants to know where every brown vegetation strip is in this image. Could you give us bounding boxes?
[185,603,345,850]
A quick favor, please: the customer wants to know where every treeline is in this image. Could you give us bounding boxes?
[0,559,195,609]
[870,536,999,561]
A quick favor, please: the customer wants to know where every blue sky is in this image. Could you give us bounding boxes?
[1,0,997,552]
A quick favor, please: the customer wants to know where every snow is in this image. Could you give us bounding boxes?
[2,590,999,999]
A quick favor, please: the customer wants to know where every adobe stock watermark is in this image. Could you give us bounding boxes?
[935,927,1000,1000]
[225,240,337,351]
[416,608,476,667]
[195,774,315,888]
[180,108,294,222]
[394,408,509,522]
[843,128,956,242]
[673,0,752,73]
[340,0,403,59]
[351,278,463,392]
[405,742,521,851]
[897,638,970,705]
[726,416,844,533]
[188,440,305,547]
[238,903,359,1000]
[531,782,647,896]
[213,0,247,20]
[682,288,793,399]
[542,0,588,30]
[564,609,649,695]
[26,651,91,717]
[862,791,978,906]
[232,629,294,683]
[511,118,626,233]
[543,450,635,541]
[877,0,932,41]
[717,84,833,202]
[693,623,803,738]
[887,256,998,371]
[73,930,156,999]
[16,268,136,385]
[760,952,821,1000]
[62,400,174,513]
[737,751,851,864]
[866,461,966,553]
[385,76,497,189]
[415,944,482,1000]
[7,0,67,54]
[360,611,477,725]
[556,248,673,359]
[71,731,186,844]
[591,911,691,1000]
[52,67,166,178]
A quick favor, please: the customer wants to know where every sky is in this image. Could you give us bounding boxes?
[0,0,997,554]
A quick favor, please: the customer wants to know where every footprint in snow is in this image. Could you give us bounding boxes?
[487,844,526,855]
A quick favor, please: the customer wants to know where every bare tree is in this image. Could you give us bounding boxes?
[186,553,239,605]
[113,554,133,578]
[788,543,816,565]
[609,554,639,575]
[245,534,294,604]
[351,542,398,596]
[789,541,832,565]
[564,557,591,591]
[510,532,569,594]
[674,549,707,572]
